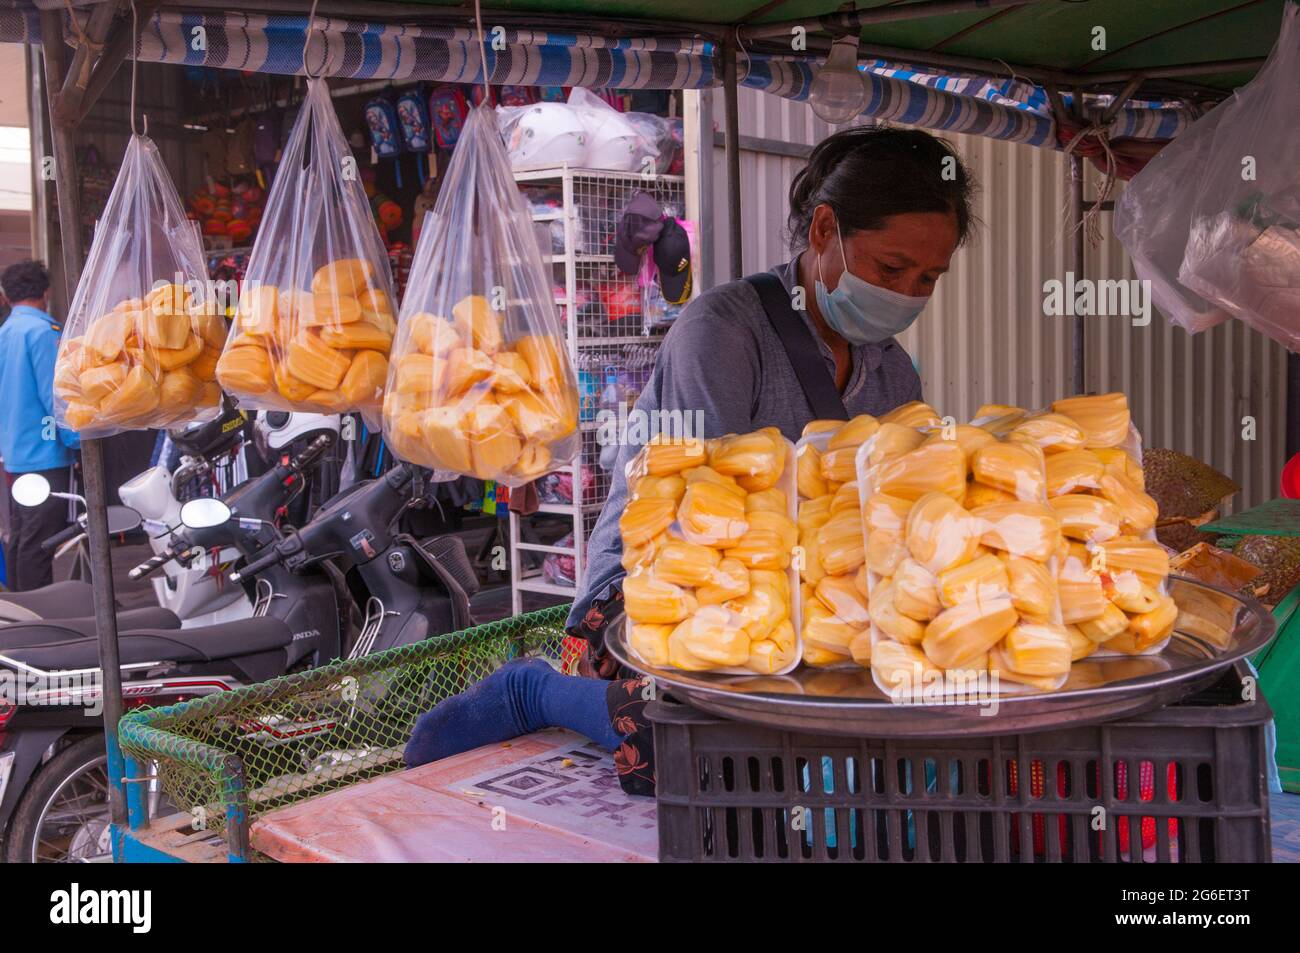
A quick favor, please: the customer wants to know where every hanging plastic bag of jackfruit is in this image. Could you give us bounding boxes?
[54,136,224,438]
[853,404,1074,697]
[380,105,579,484]
[985,392,1174,659]
[621,429,802,675]
[216,79,396,422]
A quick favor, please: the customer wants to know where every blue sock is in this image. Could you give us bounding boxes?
[404,659,623,768]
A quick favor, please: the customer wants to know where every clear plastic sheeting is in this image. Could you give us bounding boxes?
[381,105,580,486]
[216,79,397,422]
[1177,4,1300,350]
[53,135,223,438]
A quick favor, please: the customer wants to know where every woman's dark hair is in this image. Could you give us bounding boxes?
[787,125,977,251]
[1,260,51,303]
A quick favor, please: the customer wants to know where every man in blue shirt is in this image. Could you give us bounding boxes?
[0,261,79,590]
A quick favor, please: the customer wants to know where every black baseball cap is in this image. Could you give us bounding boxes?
[613,192,666,275]
[652,217,692,305]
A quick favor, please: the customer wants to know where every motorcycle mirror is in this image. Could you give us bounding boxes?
[179,497,233,530]
[106,505,144,536]
[11,472,51,508]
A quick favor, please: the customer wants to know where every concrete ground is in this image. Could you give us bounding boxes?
[1272,791,1300,862]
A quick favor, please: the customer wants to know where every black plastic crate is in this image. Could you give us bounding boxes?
[649,664,1272,863]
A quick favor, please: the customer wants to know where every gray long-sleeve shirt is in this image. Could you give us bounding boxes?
[566,258,924,629]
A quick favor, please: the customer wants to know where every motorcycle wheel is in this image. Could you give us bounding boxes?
[4,735,111,863]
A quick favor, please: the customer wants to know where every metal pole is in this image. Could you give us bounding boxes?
[1071,155,1085,396]
[722,35,743,281]
[741,0,1039,41]
[39,9,130,835]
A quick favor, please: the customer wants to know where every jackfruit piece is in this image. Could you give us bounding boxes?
[996,622,1073,677]
[632,475,687,504]
[906,491,981,574]
[83,311,134,364]
[987,645,1066,691]
[938,553,1010,609]
[879,400,941,428]
[621,532,667,573]
[1003,554,1057,620]
[816,509,866,576]
[678,481,749,546]
[796,443,829,499]
[1093,446,1146,489]
[971,501,1061,561]
[320,320,394,352]
[311,258,373,297]
[750,568,790,602]
[415,406,474,473]
[408,312,463,357]
[827,482,861,518]
[629,624,674,668]
[746,633,795,675]
[922,594,1018,669]
[54,352,83,402]
[79,362,128,404]
[1044,448,1105,497]
[724,583,788,641]
[894,558,941,621]
[465,398,523,476]
[725,510,797,570]
[874,441,967,502]
[1096,535,1169,587]
[217,345,274,396]
[964,481,1016,509]
[696,558,750,605]
[1107,593,1178,654]
[139,308,192,350]
[274,362,319,403]
[815,574,870,627]
[1008,413,1087,453]
[802,419,844,439]
[665,627,718,671]
[804,642,852,668]
[865,529,907,577]
[451,294,505,354]
[1098,471,1159,535]
[189,347,221,383]
[826,414,880,451]
[803,600,861,654]
[868,578,925,645]
[395,352,444,395]
[640,436,708,476]
[682,465,745,495]
[1067,625,1096,661]
[709,427,785,483]
[872,640,942,691]
[1057,576,1109,624]
[1105,575,1162,613]
[620,496,677,548]
[799,527,826,586]
[923,423,996,458]
[854,564,869,598]
[975,403,1026,421]
[746,487,788,515]
[159,367,203,409]
[971,442,1046,501]
[153,334,204,372]
[339,350,389,406]
[442,347,496,397]
[500,389,567,443]
[653,539,721,587]
[63,400,97,431]
[1051,392,1131,448]
[623,571,693,625]
[514,334,569,392]
[864,422,928,470]
[285,332,352,391]
[1049,494,1123,543]
[819,446,861,484]
[99,365,160,422]
[1074,600,1129,642]
[237,283,280,336]
[798,494,834,535]
[848,630,873,667]
[482,348,531,395]
[358,287,395,321]
[305,292,363,328]
[864,492,914,534]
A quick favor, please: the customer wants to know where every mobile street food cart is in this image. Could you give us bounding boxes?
[3,0,1293,862]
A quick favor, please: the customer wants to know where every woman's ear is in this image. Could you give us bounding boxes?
[808,203,836,255]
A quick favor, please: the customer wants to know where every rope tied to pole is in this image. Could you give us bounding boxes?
[1058,118,1118,249]
[473,0,494,107]
[303,0,327,80]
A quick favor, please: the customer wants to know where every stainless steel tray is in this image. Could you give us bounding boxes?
[603,576,1276,737]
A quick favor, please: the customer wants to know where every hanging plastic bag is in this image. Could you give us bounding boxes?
[1176,3,1300,349]
[54,135,224,438]
[382,105,580,486]
[216,79,397,422]
[1113,103,1232,334]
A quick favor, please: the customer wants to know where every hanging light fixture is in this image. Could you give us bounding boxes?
[809,34,866,124]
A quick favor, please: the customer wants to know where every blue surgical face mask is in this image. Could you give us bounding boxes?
[814,217,930,345]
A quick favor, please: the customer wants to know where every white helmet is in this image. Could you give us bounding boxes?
[505,103,589,170]
[253,411,341,456]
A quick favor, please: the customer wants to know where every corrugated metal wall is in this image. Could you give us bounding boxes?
[706,86,1287,509]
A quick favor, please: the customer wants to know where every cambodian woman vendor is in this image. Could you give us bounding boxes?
[405,125,976,793]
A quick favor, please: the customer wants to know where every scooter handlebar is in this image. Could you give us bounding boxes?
[229,547,282,583]
[40,522,84,552]
[129,547,181,580]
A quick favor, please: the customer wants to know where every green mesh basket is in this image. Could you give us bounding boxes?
[118,604,576,860]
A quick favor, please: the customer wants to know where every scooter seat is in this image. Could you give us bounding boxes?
[0,617,292,671]
[0,580,99,622]
[0,607,182,651]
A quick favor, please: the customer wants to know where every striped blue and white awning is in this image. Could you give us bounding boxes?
[0,5,1192,148]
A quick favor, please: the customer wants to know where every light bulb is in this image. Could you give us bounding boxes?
[809,35,866,125]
